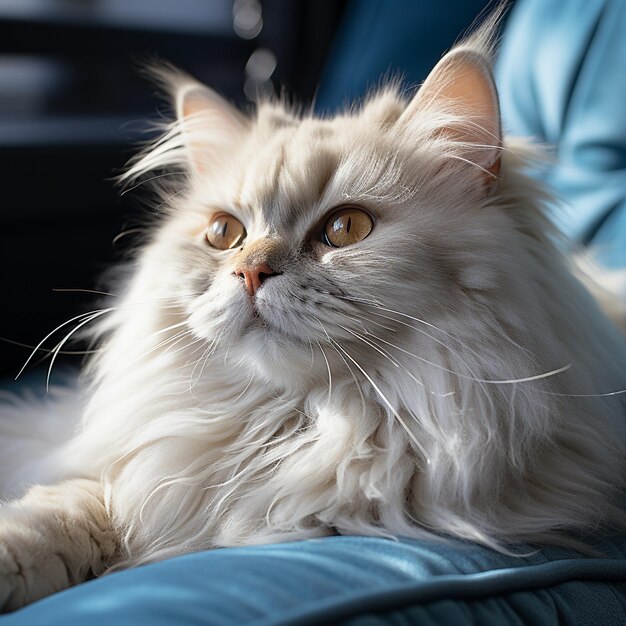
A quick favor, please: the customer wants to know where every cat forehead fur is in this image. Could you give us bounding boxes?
[188,91,414,239]
[168,81,506,285]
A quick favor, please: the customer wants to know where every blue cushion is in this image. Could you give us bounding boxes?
[2,536,625,625]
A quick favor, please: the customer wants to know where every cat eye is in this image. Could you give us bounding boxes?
[323,207,373,248]
[206,213,246,250]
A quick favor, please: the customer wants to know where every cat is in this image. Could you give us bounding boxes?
[1,16,625,612]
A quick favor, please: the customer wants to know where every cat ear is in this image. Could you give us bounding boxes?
[176,83,248,173]
[399,47,502,192]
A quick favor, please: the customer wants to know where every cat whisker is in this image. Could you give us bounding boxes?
[53,288,203,304]
[537,389,626,399]
[182,349,209,372]
[163,333,203,357]
[120,172,179,196]
[364,299,533,358]
[98,327,204,387]
[341,297,472,350]
[188,343,214,393]
[0,336,101,356]
[46,309,113,390]
[322,320,432,449]
[124,320,195,356]
[118,328,195,374]
[188,330,224,393]
[336,323,402,370]
[447,153,496,178]
[124,295,202,305]
[159,343,208,382]
[354,314,397,334]
[327,335,430,463]
[53,288,119,297]
[338,294,487,377]
[24,292,203,376]
[349,307,484,389]
[315,340,332,403]
[16,308,116,380]
[337,322,454,400]
[338,294,383,306]
[182,339,216,368]
[112,229,145,246]
[138,340,206,386]
[345,303,478,374]
[341,305,489,413]
[223,344,231,367]
[150,188,187,214]
[150,320,190,338]
[350,301,552,390]
[368,331,571,386]
[314,317,366,414]
[233,374,256,403]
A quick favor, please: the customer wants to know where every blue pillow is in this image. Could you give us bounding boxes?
[2,536,625,625]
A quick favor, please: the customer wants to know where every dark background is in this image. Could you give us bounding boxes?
[0,0,346,378]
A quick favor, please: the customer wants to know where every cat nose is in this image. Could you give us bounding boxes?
[234,263,276,296]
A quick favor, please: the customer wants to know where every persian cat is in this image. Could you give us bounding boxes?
[1,19,625,611]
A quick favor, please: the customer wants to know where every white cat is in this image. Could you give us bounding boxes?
[1,21,625,611]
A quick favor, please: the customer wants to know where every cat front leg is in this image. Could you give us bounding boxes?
[0,478,120,612]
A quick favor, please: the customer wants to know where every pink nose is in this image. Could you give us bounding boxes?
[234,263,275,296]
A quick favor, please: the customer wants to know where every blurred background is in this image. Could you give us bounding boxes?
[0,0,494,379]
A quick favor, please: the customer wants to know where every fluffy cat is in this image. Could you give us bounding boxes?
[1,19,625,611]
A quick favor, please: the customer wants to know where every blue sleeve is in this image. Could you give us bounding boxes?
[496,0,626,268]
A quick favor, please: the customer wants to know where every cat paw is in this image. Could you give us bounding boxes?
[0,480,119,612]
[0,521,72,612]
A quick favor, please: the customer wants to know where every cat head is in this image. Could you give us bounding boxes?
[121,41,534,391]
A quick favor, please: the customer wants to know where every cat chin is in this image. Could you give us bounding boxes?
[230,328,328,391]
[187,302,327,389]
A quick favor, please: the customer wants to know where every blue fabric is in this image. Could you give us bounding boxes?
[2,536,626,625]
[315,0,491,114]
[496,0,626,267]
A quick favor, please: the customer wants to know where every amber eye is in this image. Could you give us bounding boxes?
[206,213,246,250]
[323,207,373,248]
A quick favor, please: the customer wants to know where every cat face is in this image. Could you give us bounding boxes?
[134,50,504,387]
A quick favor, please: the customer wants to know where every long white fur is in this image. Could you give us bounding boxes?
[1,18,625,569]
